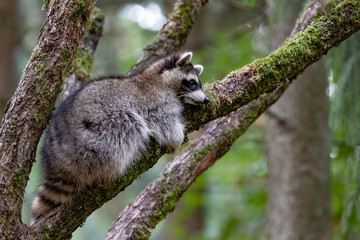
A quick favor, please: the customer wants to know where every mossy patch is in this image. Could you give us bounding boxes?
[42,0,50,11]
[147,182,181,231]
[38,226,52,240]
[10,168,27,198]
[167,1,196,41]
[194,144,213,162]
[249,0,360,96]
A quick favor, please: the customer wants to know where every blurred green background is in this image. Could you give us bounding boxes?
[1,0,359,239]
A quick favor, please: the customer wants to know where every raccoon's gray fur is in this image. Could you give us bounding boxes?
[31,52,209,224]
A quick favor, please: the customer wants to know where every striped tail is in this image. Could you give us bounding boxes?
[31,177,77,225]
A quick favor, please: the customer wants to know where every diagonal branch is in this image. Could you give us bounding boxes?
[33,0,360,239]
[290,0,343,37]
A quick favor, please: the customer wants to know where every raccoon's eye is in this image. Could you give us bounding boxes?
[181,79,198,92]
[189,79,196,86]
[187,79,198,91]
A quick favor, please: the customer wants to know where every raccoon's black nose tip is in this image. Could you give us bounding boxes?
[203,97,210,104]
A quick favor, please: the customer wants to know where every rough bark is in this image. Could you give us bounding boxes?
[267,1,332,239]
[0,0,95,239]
[184,0,360,133]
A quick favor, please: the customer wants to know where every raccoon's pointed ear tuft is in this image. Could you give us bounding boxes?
[176,52,193,66]
[194,65,203,75]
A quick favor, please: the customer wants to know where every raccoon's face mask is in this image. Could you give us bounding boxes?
[176,52,209,105]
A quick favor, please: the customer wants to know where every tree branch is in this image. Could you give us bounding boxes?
[290,0,343,38]
[105,1,348,237]
[0,0,95,239]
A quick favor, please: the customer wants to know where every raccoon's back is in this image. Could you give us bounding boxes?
[40,83,153,181]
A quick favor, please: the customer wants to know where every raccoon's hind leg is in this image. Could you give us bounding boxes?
[31,176,76,225]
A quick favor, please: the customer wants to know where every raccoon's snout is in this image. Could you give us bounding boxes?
[197,91,210,104]
[183,90,210,105]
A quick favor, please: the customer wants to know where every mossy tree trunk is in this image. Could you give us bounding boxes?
[0,0,360,239]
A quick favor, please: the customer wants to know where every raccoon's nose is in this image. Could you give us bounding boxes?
[203,96,210,104]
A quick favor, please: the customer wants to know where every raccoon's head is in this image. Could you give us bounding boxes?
[162,52,209,105]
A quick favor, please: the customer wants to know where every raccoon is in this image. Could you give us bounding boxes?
[31,52,209,224]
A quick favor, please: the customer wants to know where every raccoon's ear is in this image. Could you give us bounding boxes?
[194,65,203,75]
[176,52,193,66]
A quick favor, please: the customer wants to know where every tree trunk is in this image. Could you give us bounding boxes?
[267,62,332,240]
[266,1,332,239]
